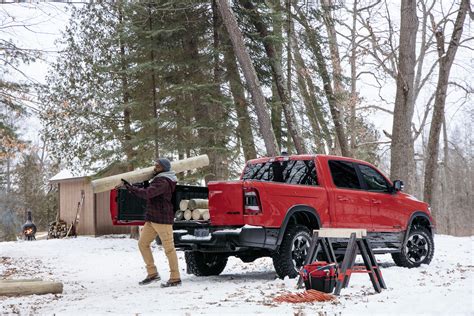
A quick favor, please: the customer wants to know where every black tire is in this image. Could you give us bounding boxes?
[272,225,312,279]
[185,251,228,276]
[392,227,434,268]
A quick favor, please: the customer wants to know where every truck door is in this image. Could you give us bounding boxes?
[110,188,146,225]
[327,160,373,230]
[356,164,404,232]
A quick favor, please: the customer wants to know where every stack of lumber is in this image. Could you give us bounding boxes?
[48,220,75,239]
[175,199,210,221]
[91,154,210,193]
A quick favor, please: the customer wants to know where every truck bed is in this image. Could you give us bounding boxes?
[112,184,208,225]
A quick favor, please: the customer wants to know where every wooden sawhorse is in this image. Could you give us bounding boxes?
[297,228,386,295]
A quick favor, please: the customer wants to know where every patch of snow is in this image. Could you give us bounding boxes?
[180,234,212,241]
[49,169,89,182]
[213,228,243,234]
[0,235,472,315]
[243,224,263,229]
[173,230,188,234]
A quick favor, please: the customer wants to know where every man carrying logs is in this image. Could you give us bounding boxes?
[119,158,181,287]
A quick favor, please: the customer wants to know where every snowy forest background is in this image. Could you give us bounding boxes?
[0,0,472,241]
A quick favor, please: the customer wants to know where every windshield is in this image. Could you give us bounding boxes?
[242,160,318,186]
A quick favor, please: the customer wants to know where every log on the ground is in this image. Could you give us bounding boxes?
[175,210,184,221]
[188,199,209,210]
[0,279,63,296]
[183,209,192,221]
[91,154,210,193]
[179,200,189,211]
[191,208,209,220]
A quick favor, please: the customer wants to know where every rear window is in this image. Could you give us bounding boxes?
[242,160,318,186]
[328,160,361,189]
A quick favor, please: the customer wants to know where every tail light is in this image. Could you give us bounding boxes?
[244,187,262,215]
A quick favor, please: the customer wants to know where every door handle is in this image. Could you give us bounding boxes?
[372,199,382,204]
[337,196,349,202]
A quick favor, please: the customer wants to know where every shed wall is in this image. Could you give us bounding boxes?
[58,179,95,235]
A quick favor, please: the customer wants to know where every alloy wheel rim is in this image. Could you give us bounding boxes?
[405,233,429,264]
[291,234,310,271]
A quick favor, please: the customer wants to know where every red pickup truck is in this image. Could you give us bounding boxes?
[110,154,435,278]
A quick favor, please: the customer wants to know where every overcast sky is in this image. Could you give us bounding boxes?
[1,3,72,144]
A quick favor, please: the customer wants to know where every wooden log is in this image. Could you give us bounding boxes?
[175,210,184,221]
[191,208,209,220]
[0,280,63,296]
[188,199,209,210]
[183,209,192,221]
[202,210,210,221]
[91,154,210,193]
[179,199,189,211]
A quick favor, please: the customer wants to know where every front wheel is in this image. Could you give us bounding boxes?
[272,225,312,279]
[392,227,434,268]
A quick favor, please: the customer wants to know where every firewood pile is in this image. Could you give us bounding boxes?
[48,220,76,239]
[175,199,210,221]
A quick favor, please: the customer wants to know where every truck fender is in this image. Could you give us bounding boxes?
[276,205,321,246]
[402,211,435,246]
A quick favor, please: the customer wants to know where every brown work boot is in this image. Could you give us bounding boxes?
[138,274,161,286]
[160,279,182,288]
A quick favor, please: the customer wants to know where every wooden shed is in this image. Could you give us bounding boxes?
[49,170,129,236]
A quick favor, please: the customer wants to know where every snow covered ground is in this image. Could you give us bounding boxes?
[0,234,472,315]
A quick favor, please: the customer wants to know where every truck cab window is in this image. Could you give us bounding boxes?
[328,160,361,189]
[358,164,389,192]
[242,160,318,186]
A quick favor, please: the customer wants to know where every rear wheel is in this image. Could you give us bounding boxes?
[185,251,228,276]
[272,225,312,279]
[392,227,434,268]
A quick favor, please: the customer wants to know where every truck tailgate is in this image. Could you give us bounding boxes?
[208,181,244,226]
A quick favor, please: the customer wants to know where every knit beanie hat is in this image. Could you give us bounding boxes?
[156,158,171,172]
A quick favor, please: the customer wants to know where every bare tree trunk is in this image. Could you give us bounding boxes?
[216,0,279,156]
[423,0,469,204]
[442,116,450,234]
[291,34,324,153]
[118,4,138,240]
[321,0,350,154]
[303,63,333,152]
[222,34,257,161]
[390,0,418,193]
[293,8,349,156]
[183,27,215,181]
[349,0,358,152]
[239,0,306,154]
[212,0,230,180]
[271,0,283,149]
[147,4,160,160]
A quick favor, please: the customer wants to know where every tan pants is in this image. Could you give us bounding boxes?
[138,221,180,280]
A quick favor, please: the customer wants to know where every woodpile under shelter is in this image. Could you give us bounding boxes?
[49,170,129,236]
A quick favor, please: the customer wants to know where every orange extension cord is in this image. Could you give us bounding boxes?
[273,289,336,303]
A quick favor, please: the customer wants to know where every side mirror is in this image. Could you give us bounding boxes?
[393,180,404,192]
